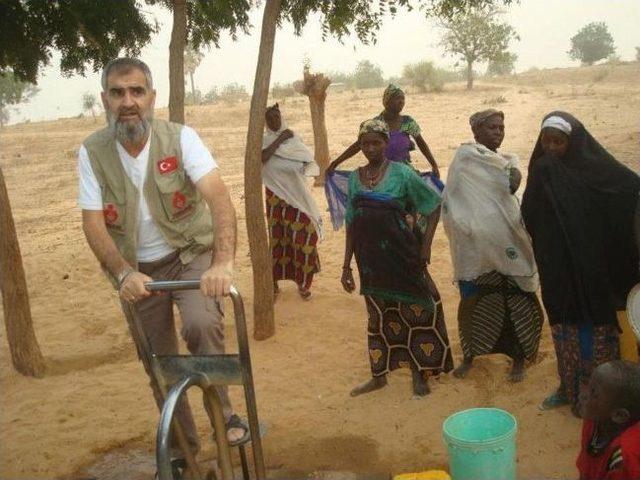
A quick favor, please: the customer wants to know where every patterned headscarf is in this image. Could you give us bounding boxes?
[382,84,404,107]
[469,109,504,130]
[358,118,390,140]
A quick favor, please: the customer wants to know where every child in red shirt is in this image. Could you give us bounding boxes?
[577,360,640,480]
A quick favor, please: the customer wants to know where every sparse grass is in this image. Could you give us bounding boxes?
[482,95,507,105]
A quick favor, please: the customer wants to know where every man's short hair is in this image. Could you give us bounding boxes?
[606,360,640,418]
[101,58,154,91]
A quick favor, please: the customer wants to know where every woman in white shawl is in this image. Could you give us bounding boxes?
[262,104,322,299]
[442,109,543,382]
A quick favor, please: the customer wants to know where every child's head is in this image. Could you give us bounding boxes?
[580,361,640,425]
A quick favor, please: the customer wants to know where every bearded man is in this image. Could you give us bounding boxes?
[77,58,247,469]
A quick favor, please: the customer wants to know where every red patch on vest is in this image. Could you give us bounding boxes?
[157,156,178,174]
[172,191,187,210]
[104,204,118,224]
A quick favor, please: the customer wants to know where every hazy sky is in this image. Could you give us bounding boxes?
[10,0,640,123]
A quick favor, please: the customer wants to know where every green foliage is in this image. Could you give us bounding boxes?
[0,71,38,126]
[486,51,517,76]
[280,0,515,45]
[352,60,385,89]
[402,61,445,92]
[568,22,615,66]
[0,0,158,83]
[636,47,640,62]
[438,5,518,88]
[1,0,516,88]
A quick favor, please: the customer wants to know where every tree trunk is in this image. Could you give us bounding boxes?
[295,69,332,187]
[0,166,46,377]
[244,0,281,340]
[169,0,187,124]
[309,97,330,186]
[466,58,474,90]
[189,72,197,104]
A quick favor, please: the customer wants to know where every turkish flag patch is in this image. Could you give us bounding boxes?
[104,203,119,224]
[172,191,187,210]
[157,156,178,174]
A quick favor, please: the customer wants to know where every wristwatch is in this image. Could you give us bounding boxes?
[116,267,135,289]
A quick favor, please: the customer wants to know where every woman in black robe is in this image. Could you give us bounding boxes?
[521,111,640,415]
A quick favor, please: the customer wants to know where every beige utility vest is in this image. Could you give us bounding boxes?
[83,119,213,286]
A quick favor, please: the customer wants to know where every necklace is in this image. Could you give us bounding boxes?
[363,160,388,188]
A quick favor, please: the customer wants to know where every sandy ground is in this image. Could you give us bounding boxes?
[1,62,639,479]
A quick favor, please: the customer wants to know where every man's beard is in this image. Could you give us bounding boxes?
[107,109,153,145]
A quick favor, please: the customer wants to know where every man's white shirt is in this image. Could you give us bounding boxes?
[78,125,217,262]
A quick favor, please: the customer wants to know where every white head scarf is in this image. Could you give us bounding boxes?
[541,116,572,136]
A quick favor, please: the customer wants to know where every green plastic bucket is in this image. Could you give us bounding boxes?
[442,408,517,480]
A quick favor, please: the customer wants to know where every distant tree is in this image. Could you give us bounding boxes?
[81,92,98,120]
[0,72,38,128]
[184,88,202,105]
[220,82,247,101]
[486,51,518,76]
[352,60,385,89]
[184,43,204,105]
[202,86,219,104]
[438,5,518,89]
[326,70,353,87]
[271,81,296,99]
[403,61,445,92]
[636,47,640,61]
[568,22,616,66]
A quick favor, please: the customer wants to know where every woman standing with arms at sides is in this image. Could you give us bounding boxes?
[521,111,640,415]
[262,103,322,299]
[327,84,440,176]
[341,119,453,398]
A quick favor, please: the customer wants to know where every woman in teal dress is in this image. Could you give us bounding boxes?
[341,119,453,397]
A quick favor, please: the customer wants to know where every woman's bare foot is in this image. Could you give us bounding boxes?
[350,376,387,397]
[298,287,311,300]
[508,358,525,383]
[453,356,474,378]
[412,369,431,397]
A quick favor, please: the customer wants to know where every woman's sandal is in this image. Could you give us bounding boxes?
[539,390,570,411]
[226,413,251,447]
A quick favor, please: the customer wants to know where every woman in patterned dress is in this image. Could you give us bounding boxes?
[443,109,544,383]
[522,111,640,415]
[262,104,322,299]
[341,119,453,397]
[327,84,440,176]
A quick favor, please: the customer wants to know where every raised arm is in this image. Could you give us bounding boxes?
[415,134,440,178]
[196,169,237,297]
[327,140,361,173]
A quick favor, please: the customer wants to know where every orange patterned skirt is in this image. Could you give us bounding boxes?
[265,188,320,290]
